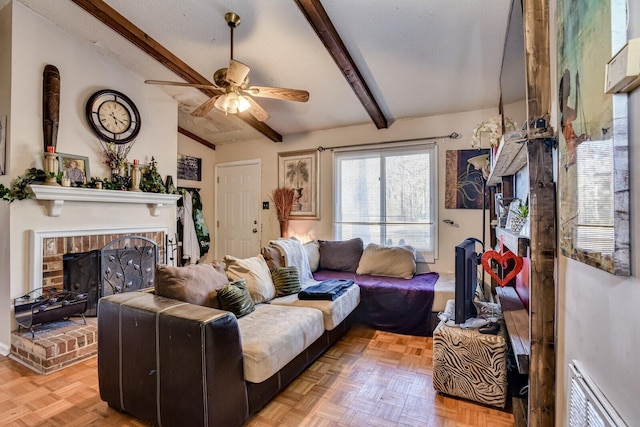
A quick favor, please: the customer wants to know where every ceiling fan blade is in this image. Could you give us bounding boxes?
[244,97,270,122]
[244,86,309,102]
[226,60,251,86]
[145,79,221,90]
[191,95,220,117]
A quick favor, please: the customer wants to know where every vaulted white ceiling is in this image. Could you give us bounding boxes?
[15,0,516,144]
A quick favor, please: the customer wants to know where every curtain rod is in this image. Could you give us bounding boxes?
[316,132,460,152]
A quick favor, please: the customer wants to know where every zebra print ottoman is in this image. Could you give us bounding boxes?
[432,320,508,407]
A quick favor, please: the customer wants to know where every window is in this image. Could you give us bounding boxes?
[334,143,437,262]
[575,138,614,253]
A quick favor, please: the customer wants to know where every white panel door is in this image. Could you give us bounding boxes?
[215,161,261,259]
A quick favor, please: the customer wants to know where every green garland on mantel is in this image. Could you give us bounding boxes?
[0,168,61,202]
[1,161,177,203]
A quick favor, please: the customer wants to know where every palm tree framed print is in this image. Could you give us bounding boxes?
[278,149,320,219]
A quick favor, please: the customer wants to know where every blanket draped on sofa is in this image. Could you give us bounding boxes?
[313,270,438,336]
[269,239,316,285]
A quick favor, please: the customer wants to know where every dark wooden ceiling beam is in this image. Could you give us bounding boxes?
[294,0,388,129]
[178,127,215,151]
[71,0,283,143]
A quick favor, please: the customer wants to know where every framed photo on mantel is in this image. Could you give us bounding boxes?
[58,153,90,186]
[278,149,320,220]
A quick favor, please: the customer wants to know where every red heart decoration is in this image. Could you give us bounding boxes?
[481,250,524,287]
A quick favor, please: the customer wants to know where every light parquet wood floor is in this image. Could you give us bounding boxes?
[0,324,514,426]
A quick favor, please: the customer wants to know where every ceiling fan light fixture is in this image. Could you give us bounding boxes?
[145,10,307,124]
[214,92,250,114]
[237,94,251,112]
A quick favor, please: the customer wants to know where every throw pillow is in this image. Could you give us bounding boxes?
[223,254,276,303]
[318,238,364,273]
[271,266,302,297]
[356,243,416,279]
[155,262,229,308]
[303,241,320,272]
[261,246,284,269]
[217,278,255,318]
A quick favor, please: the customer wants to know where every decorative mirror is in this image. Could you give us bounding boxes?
[556,0,630,275]
[499,0,527,131]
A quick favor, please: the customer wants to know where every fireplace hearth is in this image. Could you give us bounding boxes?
[10,231,164,374]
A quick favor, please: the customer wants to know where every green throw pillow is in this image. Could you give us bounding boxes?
[217,278,255,318]
[271,266,302,297]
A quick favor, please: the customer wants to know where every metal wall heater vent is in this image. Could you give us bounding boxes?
[569,361,627,427]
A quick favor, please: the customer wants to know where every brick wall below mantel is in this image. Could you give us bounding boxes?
[41,231,165,291]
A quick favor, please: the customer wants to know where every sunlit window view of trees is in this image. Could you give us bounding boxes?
[334,144,437,262]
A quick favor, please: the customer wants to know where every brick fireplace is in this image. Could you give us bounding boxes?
[10,226,170,374]
[40,230,166,291]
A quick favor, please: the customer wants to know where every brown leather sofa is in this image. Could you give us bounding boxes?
[98,291,352,427]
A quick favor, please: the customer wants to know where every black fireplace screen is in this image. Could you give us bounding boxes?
[63,250,100,316]
[63,235,157,316]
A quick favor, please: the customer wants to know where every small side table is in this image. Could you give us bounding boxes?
[432,319,508,408]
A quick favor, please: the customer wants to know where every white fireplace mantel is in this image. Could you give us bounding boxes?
[29,184,182,217]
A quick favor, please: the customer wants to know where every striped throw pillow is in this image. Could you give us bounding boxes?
[271,266,302,297]
[217,278,255,318]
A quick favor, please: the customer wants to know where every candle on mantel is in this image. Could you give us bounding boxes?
[46,146,55,153]
[133,159,139,165]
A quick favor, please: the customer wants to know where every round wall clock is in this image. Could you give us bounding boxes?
[85,89,141,144]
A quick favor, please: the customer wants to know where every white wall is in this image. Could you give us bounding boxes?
[555,1,640,425]
[177,132,216,262]
[0,2,12,356]
[215,108,498,274]
[0,2,179,354]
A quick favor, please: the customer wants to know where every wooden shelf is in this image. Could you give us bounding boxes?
[486,132,528,186]
[495,227,529,256]
[496,286,529,375]
[29,184,181,217]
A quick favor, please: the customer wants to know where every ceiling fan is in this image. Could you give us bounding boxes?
[145,12,309,122]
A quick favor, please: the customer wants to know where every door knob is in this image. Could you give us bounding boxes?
[252,228,258,233]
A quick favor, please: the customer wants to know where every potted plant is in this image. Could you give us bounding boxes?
[140,157,166,193]
[510,202,529,234]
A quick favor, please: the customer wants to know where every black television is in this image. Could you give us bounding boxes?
[454,238,482,324]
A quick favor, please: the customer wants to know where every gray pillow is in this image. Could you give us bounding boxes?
[155,262,228,308]
[318,238,364,273]
[217,278,255,318]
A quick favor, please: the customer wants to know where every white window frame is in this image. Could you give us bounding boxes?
[333,141,438,262]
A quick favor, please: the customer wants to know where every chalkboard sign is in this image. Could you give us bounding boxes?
[177,155,202,181]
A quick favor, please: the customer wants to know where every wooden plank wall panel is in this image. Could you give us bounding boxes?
[523,0,555,424]
[527,139,556,426]
[523,0,551,121]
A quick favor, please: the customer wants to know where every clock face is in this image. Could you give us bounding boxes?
[99,101,131,134]
[86,90,141,144]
